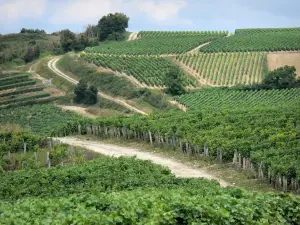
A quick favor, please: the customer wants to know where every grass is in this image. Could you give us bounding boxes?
[80,135,276,193]
[34,57,74,93]
[56,53,177,112]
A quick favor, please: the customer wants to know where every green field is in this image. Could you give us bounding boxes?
[0,73,54,107]
[0,104,83,135]
[138,30,228,37]
[85,33,225,55]
[176,52,266,86]
[0,156,299,224]
[83,54,197,87]
[201,29,300,52]
[174,88,300,110]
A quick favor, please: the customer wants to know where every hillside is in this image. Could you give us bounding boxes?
[1,25,300,224]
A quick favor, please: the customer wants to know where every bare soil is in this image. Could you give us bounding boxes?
[267,52,300,76]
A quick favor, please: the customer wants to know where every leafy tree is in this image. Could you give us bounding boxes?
[85,24,98,38]
[164,66,186,95]
[20,28,46,34]
[97,13,129,41]
[74,80,98,104]
[23,45,40,63]
[74,80,88,104]
[262,66,299,89]
[85,85,98,104]
[60,29,76,52]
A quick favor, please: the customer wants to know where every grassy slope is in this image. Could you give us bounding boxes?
[57,53,176,113]
[33,57,130,115]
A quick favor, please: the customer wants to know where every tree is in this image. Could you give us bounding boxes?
[74,80,98,105]
[164,66,186,95]
[23,45,40,63]
[74,80,88,104]
[85,85,98,104]
[60,29,76,52]
[97,13,129,41]
[262,66,299,89]
[85,24,98,39]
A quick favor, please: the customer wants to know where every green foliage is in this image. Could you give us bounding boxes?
[56,105,300,182]
[201,29,300,52]
[59,29,76,52]
[0,33,60,63]
[85,85,98,104]
[23,45,40,62]
[139,30,229,38]
[74,79,98,105]
[235,27,300,35]
[0,105,83,135]
[0,157,299,223]
[164,66,186,95]
[74,79,88,103]
[58,54,174,110]
[262,66,300,89]
[83,54,196,87]
[97,13,129,41]
[175,87,300,111]
[85,33,225,55]
[20,28,46,35]
[176,52,265,86]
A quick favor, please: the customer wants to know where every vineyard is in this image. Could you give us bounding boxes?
[0,105,83,135]
[0,73,53,108]
[0,131,96,171]
[85,33,225,55]
[83,54,197,87]
[174,88,300,111]
[0,155,299,224]
[138,30,229,38]
[201,29,300,52]
[235,27,300,35]
[52,104,300,192]
[175,52,266,86]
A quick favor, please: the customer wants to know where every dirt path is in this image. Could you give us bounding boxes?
[58,105,96,118]
[47,57,148,115]
[128,32,139,41]
[56,137,228,187]
[173,59,220,87]
[187,42,211,54]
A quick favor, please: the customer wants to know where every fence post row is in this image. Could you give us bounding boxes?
[56,124,300,193]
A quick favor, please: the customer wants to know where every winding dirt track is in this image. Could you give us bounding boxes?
[47,58,148,115]
[128,32,139,41]
[56,137,228,187]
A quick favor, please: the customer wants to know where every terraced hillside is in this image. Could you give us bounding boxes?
[85,32,226,55]
[175,52,266,86]
[174,88,300,111]
[83,54,197,87]
[0,73,54,108]
[201,28,300,52]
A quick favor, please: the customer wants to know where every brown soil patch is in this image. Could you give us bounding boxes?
[267,52,300,76]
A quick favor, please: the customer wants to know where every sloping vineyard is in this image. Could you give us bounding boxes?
[83,54,197,87]
[235,27,300,35]
[138,30,228,38]
[175,88,300,111]
[201,31,300,52]
[175,52,265,86]
[0,73,53,108]
[0,105,83,135]
[85,34,224,55]
[53,105,300,191]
